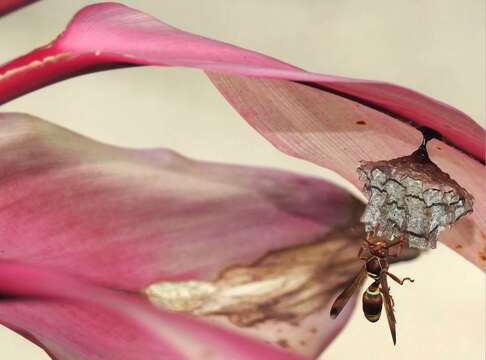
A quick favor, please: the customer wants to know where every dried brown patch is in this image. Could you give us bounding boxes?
[185,227,365,327]
[277,339,289,349]
[455,244,463,249]
[145,201,419,329]
[355,120,367,125]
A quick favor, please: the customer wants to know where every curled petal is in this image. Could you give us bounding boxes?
[208,75,485,269]
[0,113,362,355]
[0,112,360,288]
[0,261,305,360]
[0,3,482,267]
[0,2,482,161]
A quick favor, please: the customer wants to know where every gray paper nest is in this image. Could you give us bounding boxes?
[358,148,474,249]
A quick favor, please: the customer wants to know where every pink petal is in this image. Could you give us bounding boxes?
[0,113,361,356]
[0,2,482,162]
[0,261,305,360]
[209,75,486,269]
[0,0,38,17]
[0,3,482,266]
[0,112,359,288]
[426,140,486,265]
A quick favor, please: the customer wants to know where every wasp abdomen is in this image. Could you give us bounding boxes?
[363,282,383,322]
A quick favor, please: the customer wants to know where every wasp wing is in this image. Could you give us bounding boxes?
[381,275,397,345]
[330,265,367,319]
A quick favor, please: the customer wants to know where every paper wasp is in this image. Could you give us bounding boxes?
[330,229,414,345]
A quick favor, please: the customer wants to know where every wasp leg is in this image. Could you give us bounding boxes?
[358,246,369,260]
[384,238,404,249]
[386,271,414,285]
[391,240,404,257]
[385,237,406,257]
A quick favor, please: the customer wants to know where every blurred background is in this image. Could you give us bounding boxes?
[0,0,484,359]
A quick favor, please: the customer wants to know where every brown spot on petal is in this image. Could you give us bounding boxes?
[289,320,300,327]
[277,339,289,349]
[355,120,367,125]
[436,146,442,151]
[455,244,463,249]
[478,251,486,262]
[299,339,307,347]
[309,327,318,335]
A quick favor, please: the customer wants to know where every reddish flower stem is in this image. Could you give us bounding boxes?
[0,44,132,104]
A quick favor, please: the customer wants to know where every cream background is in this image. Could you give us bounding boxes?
[0,0,484,359]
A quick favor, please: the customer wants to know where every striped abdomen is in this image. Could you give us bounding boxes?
[362,281,383,322]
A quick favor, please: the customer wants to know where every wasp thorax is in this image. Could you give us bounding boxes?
[366,257,382,277]
[358,144,473,249]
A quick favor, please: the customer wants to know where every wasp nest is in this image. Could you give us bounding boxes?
[358,145,473,249]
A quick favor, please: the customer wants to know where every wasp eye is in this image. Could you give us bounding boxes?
[357,138,473,250]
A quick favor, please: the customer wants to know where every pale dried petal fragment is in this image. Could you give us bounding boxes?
[144,229,364,326]
[358,144,474,249]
